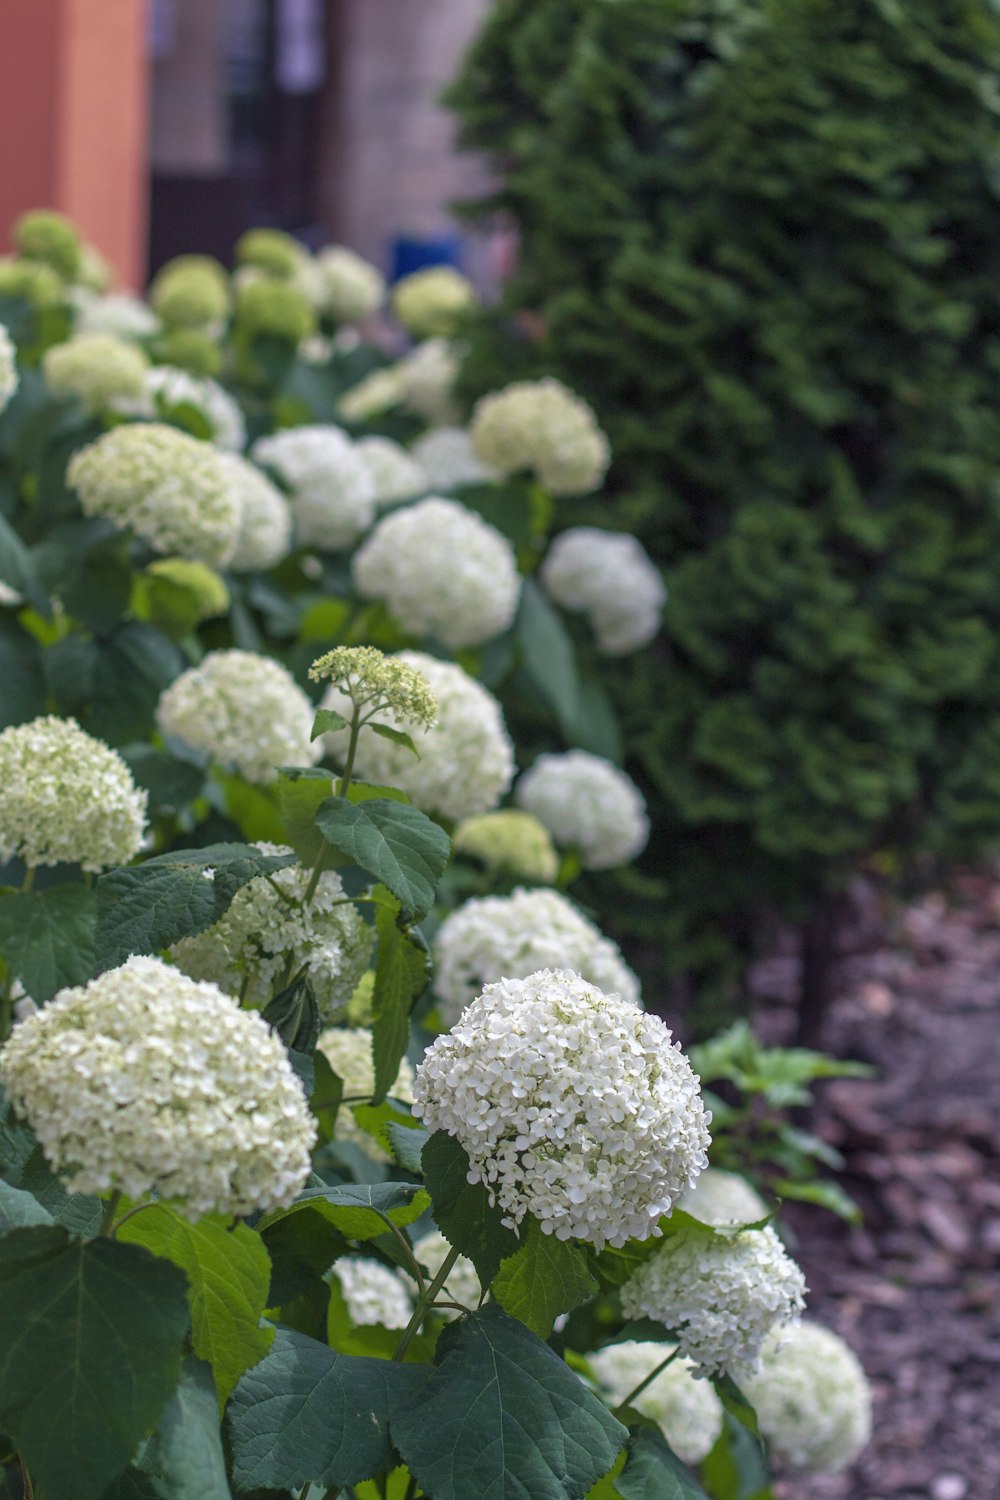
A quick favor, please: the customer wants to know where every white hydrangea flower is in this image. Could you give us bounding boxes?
[452,810,558,883]
[337,365,407,423]
[321,651,514,821]
[413,968,712,1250]
[355,435,426,505]
[742,1321,873,1473]
[332,1257,413,1329]
[171,844,372,1022]
[541,527,666,655]
[515,750,650,870]
[316,1026,415,1159]
[0,716,147,872]
[73,290,160,341]
[391,268,476,339]
[0,955,315,1218]
[352,497,520,650]
[43,332,150,414]
[252,424,377,551]
[138,366,247,451]
[399,339,462,426]
[680,1168,768,1228]
[68,423,243,568]
[0,322,20,415]
[432,887,640,1028]
[470,377,611,496]
[315,246,385,322]
[409,1229,482,1312]
[619,1225,807,1378]
[156,649,320,785]
[218,453,293,572]
[588,1341,723,1465]
[410,426,498,492]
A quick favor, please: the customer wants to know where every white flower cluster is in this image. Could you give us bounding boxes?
[743,1322,872,1473]
[353,497,520,650]
[410,426,498,492]
[541,528,666,655]
[43,332,149,413]
[355,435,426,505]
[399,340,462,425]
[337,365,406,423]
[171,845,372,1022]
[587,1342,723,1466]
[452,810,558,883]
[0,322,19,415]
[470,378,611,496]
[0,716,147,872]
[314,245,386,323]
[137,366,247,451]
[680,1168,767,1227]
[68,423,243,568]
[411,1229,482,1311]
[391,267,476,339]
[332,1257,413,1329]
[73,290,160,341]
[316,1026,415,1159]
[619,1225,807,1378]
[216,452,292,572]
[432,887,640,1027]
[0,955,315,1218]
[156,650,320,785]
[322,651,514,821]
[413,969,711,1250]
[252,424,376,551]
[515,750,650,870]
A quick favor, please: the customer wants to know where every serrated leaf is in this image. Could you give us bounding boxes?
[118,1205,273,1409]
[421,1131,520,1287]
[0,885,96,1002]
[0,1226,190,1500]
[311,707,348,740]
[386,1121,430,1173]
[139,1356,230,1500]
[315,797,450,920]
[258,1181,430,1242]
[276,771,336,863]
[388,1304,626,1500]
[262,975,320,1056]
[369,722,420,757]
[0,1178,54,1231]
[615,1427,709,1499]
[372,893,428,1103]
[492,1218,598,1337]
[17,1146,104,1237]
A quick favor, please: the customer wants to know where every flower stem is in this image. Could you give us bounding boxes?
[338,713,362,801]
[98,1190,123,1238]
[615,1347,679,1414]
[303,843,330,905]
[108,1199,161,1238]
[392,1245,462,1362]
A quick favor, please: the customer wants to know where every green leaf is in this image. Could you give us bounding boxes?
[262,975,320,1056]
[372,893,428,1104]
[421,1131,520,1287]
[369,722,420,757]
[0,1179,54,1231]
[314,797,450,920]
[139,1356,230,1500]
[0,885,96,1002]
[615,1427,709,1499]
[388,1304,626,1500]
[118,1205,273,1409]
[120,746,205,819]
[772,1177,861,1225]
[492,1218,598,1338]
[0,619,46,729]
[17,1146,104,1237]
[0,1226,190,1500]
[227,1325,407,1491]
[386,1121,430,1173]
[258,1181,430,1242]
[0,510,49,616]
[94,843,296,971]
[700,1409,773,1500]
[311,706,348,740]
[277,771,336,863]
[518,576,581,737]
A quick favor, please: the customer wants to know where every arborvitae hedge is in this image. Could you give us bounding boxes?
[447,0,1000,1032]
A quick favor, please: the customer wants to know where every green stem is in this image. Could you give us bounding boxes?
[402,1475,419,1500]
[338,714,362,801]
[392,1245,461,1362]
[614,1348,679,1414]
[108,1199,160,1238]
[376,1214,426,1299]
[303,843,330,905]
[0,974,14,1046]
[21,867,35,894]
[98,1190,123,1238]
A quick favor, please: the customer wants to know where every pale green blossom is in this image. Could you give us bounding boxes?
[470,377,610,495]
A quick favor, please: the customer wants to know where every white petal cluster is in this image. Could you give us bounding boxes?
[411,1229,482,1311]
[218,452,293,572]
[619,1225,807,1378]
[542,527,666,655]
[73,290,160,341]
[410,426,498,491]
[353,497,520,650]
[67,423,243,568]
[588,1342,723,1465]
[391,267,476,339]
[315,245,385,323]
[156,649,320,785]
[0,955,315,1217]
[332,1257,413,1329]
[43,332,150,414]
[742,1322,872,1473]
[399,339,462,425]
[316,1026,415,1159]
[252,424,376,551]
[0,716,147,872]
[432,887,640,1028]
[337,365,407,423]
[680,1168,768,1228]
[452,810,558,883]
[516,751,650,870]
[355,435,426,505]
[413,969,712,1250]
[470,377,611,496]
[171,844,373,1022]
[322,651,514,821]
[0,322,19,415]
[140,366,247,451]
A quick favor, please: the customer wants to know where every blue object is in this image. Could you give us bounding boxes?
[390,233,464,283]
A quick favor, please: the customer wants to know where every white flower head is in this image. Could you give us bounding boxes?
[316,1026,415,1160]
[391,267,476,339]
[452,810,558,883]
[0,955,315,1217]
[0,322,19,415]
[742,1321,872,1473]
[413,968,712,1250]
[315,246,385,322]
[252,424,376,551]
[620,1225,807,1378]
[470,377,611,496]
[355,435,426,505]
[337,365,407,423]
[0,716,147,872]
[399,339,463,425]
[541,527,666,655]
[332,1257,413,1329]
[218,453,293,572]
[410,426,498,492]
[43,333,150,414]
[588,1341,723,1465]
[156,649,320,785]
[680,1168,768,1228]
[137,366,247,451]
[321,651,513,821]
[352,497,520,651]
[410,1228,482,1312]
[432,887,640,1028]
[515,750,649,870]
[73,290,160,341]
[171,843,373,1022]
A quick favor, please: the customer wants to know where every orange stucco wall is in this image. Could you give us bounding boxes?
[0,0,149,287]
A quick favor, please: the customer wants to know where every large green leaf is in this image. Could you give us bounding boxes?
[700,1409,773,1500]
[615,1428,709,1499]
[388,1304,626,1500]
[120,747,205,820]
[139,1357,230,1500]
[277,771,336,864]
[518,576,582,738]
[492,1218,598,1338]
[314,796,450,920]
[0,1179,54,1231]
[118,1206,274,1409]
[17,1146,104,1237]
[421,1131,520,1287]
[0,510,49,615]
[0,1226,189,1500]
[372,892,428,1104]
[0,619,46,729]
[0,885,96,1002]
[258,1181,429,1242]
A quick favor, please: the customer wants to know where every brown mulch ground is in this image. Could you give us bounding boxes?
[749,875,1000,1500]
